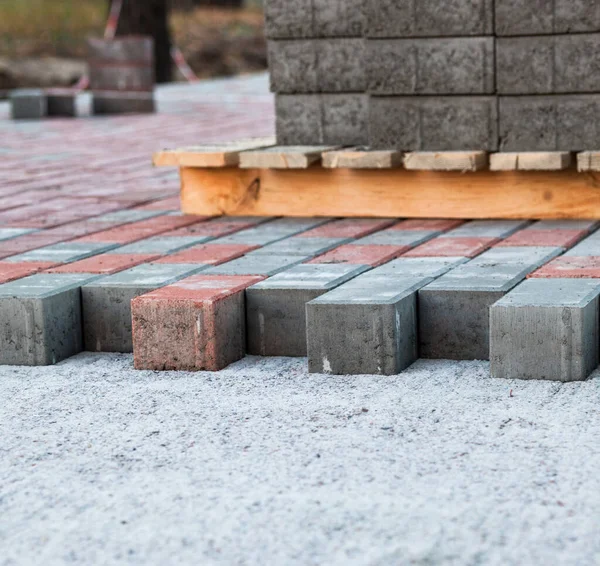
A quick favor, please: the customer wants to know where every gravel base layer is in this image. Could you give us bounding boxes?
[2,353,600,566]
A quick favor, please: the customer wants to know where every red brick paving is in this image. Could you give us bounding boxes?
[0,261,57,283]
[496,229,587,248]
[529,256,600,279]
[404,237,498,258]
[391,219,464,232]
[297,218,396,239]
[46,254,160,275]
[155,244,256,265]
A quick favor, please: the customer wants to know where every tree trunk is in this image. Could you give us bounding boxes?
[115,0,173,83]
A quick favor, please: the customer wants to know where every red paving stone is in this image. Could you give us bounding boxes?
[392,219,465,231]
[308,244,408,267]
[155,244,256,265]
[495,229,586,248]
[0,233,71,258]
[0,261,57,283]
[529,256,600,279]
[404,237,498,258]
[297,218,395,239]
[46,254,160,275]
[163,219,255,238]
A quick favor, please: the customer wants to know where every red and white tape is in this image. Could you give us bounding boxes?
[104,0,124,40]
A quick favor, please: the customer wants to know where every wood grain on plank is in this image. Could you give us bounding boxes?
[179,167,600,219]
[322,148,403,169]
[577,152,600,172]
[403,152,488,172]
[238,146,338,169]
[490,152,572,171]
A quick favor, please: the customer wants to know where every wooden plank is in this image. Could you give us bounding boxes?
[403,151,488,172]
[578,152,600,172]
[322,148,403,169]
[490,152,572,171]
[153,137,276,168]
[238,146,338,169]
[179,167,600,219]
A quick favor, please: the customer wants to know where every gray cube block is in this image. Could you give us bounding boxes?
[268,41,318,93]
[89,64,155,92]
[418,246,563,360]
[276,95,322,145]
[204,254,307,277]
[250,237,349,257]
[307,277,430,375]
[246,264,369,356]
[367,38,495,95]
[490,279,600,382]
[497,34,600,95]
[495,0,600,36]
[318,39,366,93]
[46,90,77,117]
[109,236,209,255]
[369,96,498,151]
[264,0,313,39]
[0,274,99,366]
[6,242,117,264]
[10,89,47,120]
[82,263,206,353]
[356,229,438,247]
[442,220,530,239]
[313,0,366,37]
[322,94,369,145]
[87,36,154,64]
[499,95,600,151]
[92,91,155,115]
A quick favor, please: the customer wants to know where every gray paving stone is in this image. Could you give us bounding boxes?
[92,91,155,115]
[322,94,369,146]
[318,39,366,93]
[5,242,117,264]
[0,273,99,365]
[529,220,599,232]
[495,0,600,36]
[367,0,494,38]
[46,90,77,117]
[418,246,563,360]
[268,41,317,93]
[356,229,437,247]
[264,0,313,38]
[313,0,366,37]
[367,38,495,95]
[108,236,210,255]
[442,220,530,239]
[307,277,431,375]
[82,263,206,353]
[361,256,469,278]
[246,264,369,356]
[90,210,165,223]
[497,34,600,95]
[490,279,600,382]
[369,96,498,151]
[0,228,36,241]
[250,237,349,257]
[10,89,47,120]
[499,95,600,151]
[565,237,600,257]
[204,254,308,277]
[275,94,322,145]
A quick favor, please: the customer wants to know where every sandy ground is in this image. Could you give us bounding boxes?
[1,353,600,565]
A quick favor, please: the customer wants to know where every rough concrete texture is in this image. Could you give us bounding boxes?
[46,90,78,117]
[356,229,437,247]
[307,277,431,375]
[10,89,47,120]
[0,273,98,365]
[92,91,155,115]
[250,237,350,257]
[442,220,530,239]
[491,279,600,381]
[5,242,118,264]
[203,254,307,277]
[246,264,370,357]
[82,263,207,353]
[108,236,210,255]
[87,36,154,64]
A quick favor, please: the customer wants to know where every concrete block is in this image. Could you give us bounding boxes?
[531,256,600,279]
[0,262,57,284]
[87,36,154,64]
[92,91,155,115]
[318,39,366,93]
[275,95,322,145]
[565,237,600,258]
[313,0,366,37]
[364,256,469,278]
[132,275,264,371]
[309,244,407,267]
[46,89,77,117]
[268,41,317,93]
[418,246,563,360]
[443,220,529,239]
[246,264,369,356]
[356,230,437,247]
[155,244,255,266]
[499,95,600,152]
[404,237,498,258]
[0,228,38,241]
[82,263,207,353]
[0,273,99,365]
[367,0,494,38]
[89,65,154,92]
[250,237,349,257]
[108,236,208,255]
[322,94,369,145]
[495,0,600,36]
[90,210,166,223]
[10,89,47,120]
[203,254,307,277]
[5,242,117,264]
[369,97,498,151]
[307,277,431,375]
[497,34,600,95]
[214,218,332,246]
[264,0,313,39]
[367,38,494,95]
[490,279,600,381]
[47,253,159,275]
[298,218,396,239]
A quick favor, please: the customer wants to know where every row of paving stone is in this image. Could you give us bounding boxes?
[2,214,600,382]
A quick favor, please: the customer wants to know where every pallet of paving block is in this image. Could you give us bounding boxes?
[153,144,600,219]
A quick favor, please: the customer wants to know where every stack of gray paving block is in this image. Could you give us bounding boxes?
[266,0,600,151]
[82,263,207,353]
[88,36,155,115]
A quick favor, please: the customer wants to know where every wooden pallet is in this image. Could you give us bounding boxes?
[153,141,600,219]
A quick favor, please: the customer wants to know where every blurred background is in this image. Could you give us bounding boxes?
[0,0,267,95]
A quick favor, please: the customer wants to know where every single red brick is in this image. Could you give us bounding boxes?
[404,237,498,258]
[155,244,255,265]
[0,261,57,283]
[529,256,600,279]
[297,218,395,239]
[135,197,182,211]
[0,233,69,258]
[495,229,586,249]
[308,244,408,267]
[46,253,158,275]
[391,219,464,232]
[132,274,264,371]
